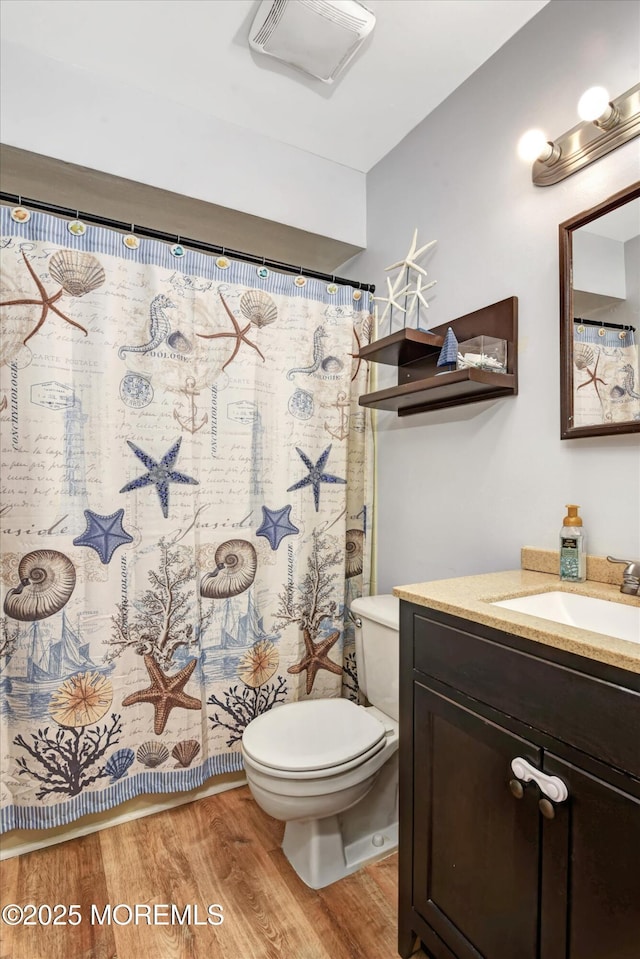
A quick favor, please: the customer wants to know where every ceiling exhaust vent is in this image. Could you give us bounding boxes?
[248,0,376,84]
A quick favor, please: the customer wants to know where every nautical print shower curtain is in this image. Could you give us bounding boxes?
[0,204,373,831]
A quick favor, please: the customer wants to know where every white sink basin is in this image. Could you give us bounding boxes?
[492,591,640,645]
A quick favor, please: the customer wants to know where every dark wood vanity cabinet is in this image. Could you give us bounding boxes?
[398,601,640,959]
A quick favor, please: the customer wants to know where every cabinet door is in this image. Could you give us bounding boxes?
[413,682,542,959]
[540,754,640,959]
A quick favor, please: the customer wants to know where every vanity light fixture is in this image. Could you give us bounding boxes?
[519,83,640,186]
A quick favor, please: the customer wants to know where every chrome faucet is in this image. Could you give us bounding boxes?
[607,557,640,596]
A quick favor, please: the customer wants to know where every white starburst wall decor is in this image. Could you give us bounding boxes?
[372,228,437,338]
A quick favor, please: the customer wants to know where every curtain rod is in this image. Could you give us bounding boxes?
[574,317,636,333]
[0,191,375,294]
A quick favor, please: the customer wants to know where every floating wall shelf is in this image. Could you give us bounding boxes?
[358,296,518,417]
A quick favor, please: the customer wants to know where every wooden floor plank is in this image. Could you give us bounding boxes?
[0,784,426,959]
[0,831,117,959]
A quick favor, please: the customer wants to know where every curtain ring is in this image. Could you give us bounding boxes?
[598,326,606,337]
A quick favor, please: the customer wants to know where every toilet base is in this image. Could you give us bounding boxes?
[281,754,398,889]
[282,816,398,890]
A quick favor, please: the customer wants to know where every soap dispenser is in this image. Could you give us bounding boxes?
[559,505,586,583]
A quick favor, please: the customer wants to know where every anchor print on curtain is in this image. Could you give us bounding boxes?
[0,206,373,830]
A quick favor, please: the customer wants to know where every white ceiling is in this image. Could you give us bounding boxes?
[0,0,549,173]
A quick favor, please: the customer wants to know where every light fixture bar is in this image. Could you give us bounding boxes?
[532,83,640,186]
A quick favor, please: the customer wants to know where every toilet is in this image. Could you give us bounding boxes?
[241,594,399,889]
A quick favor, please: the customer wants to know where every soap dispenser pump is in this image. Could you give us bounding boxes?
[559,504,586,583]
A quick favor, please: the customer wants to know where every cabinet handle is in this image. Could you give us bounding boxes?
[539,798,556,819]
[510,758,568,803]
[509,778,525,799]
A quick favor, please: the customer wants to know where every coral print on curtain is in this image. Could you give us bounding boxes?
[0,206,373,830]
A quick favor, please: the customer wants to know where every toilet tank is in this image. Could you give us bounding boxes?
[349,594,399,722]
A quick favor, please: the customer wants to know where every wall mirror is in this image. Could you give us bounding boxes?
[560,182,640,439]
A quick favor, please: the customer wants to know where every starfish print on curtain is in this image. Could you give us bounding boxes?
[72,508,133,564]
[287,445,346,512]
[287,628,342,694]
[119,437,199,518]
[121,655,201,735]
[197,290,265,371]
[256,504,300,550]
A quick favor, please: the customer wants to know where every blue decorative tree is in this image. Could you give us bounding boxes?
[437,327,458,372]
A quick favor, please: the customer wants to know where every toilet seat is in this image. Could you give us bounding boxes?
[242,698,386,775]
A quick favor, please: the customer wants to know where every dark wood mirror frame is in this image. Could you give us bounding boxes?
[560,181,640,439]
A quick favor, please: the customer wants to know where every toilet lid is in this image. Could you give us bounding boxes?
[242,698,385,772]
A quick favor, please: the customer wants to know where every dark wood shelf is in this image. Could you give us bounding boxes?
[358,296,518,416]
[358,328,443,366]
[359,368,517,416]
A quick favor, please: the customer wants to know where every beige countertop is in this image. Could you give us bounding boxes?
[393,569,640,674]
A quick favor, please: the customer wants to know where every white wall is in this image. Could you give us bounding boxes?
[573,231,626,298]
[345,0,640,592]
[0,40,366,248]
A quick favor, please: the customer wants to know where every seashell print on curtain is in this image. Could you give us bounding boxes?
[0,206,373,830]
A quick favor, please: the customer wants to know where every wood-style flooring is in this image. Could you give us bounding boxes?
[0,784,427,959]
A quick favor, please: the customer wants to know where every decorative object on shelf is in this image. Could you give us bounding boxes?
[385,229,436,279]
[374,228,437,337]
[437,327,458,372]
[457,336,507,373]
[517,82,639,186]
[406,274,437,318]
[373,276,410,331]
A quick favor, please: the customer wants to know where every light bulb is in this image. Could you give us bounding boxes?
[577,86,610,121]
[517,129,552,163]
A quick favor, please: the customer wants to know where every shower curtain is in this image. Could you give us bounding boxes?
[0,204,373,831]
[573,323,640,426]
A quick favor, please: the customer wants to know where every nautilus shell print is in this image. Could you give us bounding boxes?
[345,529,364,578]
[200,539,258,599]
[48,250,106,297]
[3,549,76,621]
[240,289,278,328]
